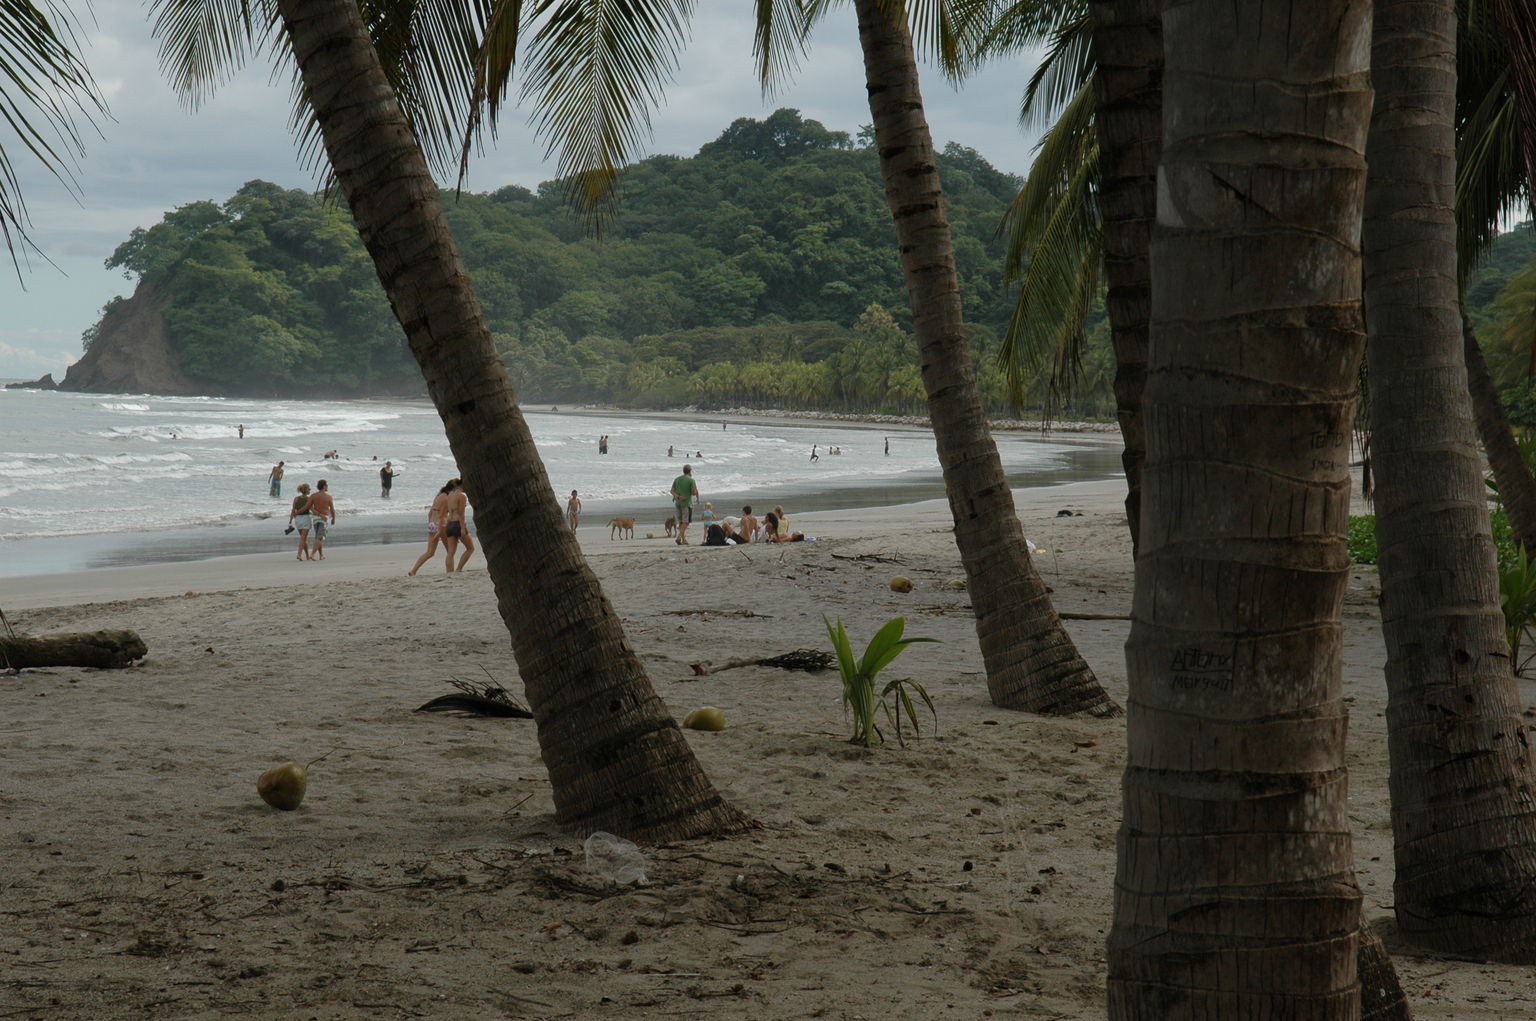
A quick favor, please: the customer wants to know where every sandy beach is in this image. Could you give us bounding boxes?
[4,477,1534,1019]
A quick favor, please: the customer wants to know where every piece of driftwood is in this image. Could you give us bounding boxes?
[0,629,147,670]
[689,649,834,675]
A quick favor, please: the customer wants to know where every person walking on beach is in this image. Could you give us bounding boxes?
[288,483,314,560]
[408,481,454,575]
[268,461,285,497]
[305,479,336,560]
[810,444,819,463]
[379,461,398,498]
[670,463,699,545]
[445,477,476,571]
[567,490,582,530]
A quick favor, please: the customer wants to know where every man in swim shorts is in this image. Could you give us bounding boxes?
[269,461,284,497]
[306,479,336,560]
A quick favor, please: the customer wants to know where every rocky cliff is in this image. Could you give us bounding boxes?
[59,280,200,395]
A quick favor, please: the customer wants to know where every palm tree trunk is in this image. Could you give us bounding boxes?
[1108,2,1373,1015]
[1365,0,1536,962]
[1465,315,1536,551]
[274,0,746,842]
[852,0,1118,717]
[1089,0,1160,555]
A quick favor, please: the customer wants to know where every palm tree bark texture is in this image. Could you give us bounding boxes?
[1108,2,1374,1018]
[1465,315,1536,553]
[852,0,1119,717]
[1364,0,1536,963]
[1089,0,1160,556]
[273,0,746,843]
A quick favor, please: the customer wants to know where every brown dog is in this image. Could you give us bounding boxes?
[664,516,677,537]
[609,517,636,540]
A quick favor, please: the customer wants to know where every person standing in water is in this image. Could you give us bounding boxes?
[268,461,285,497]
[238,423,244,439]
[379,461,399,498]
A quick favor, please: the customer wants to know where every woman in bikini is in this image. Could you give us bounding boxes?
[408,480,455,575]
[288,483,314,561]
[443,477,474,571]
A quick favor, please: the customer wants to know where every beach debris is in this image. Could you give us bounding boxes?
[831,552,905,565]
[942,578,967,590]
[257,761,309,810]
[584,831,649,886]
[687,649,833,675]
[682,706,727,731]
[0,628,147,671]
[256,748,334,811]
[415,674,533,718]
[889,576,914,593]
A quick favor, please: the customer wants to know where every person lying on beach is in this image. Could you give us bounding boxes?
[700,520,749,547]
[762,511,805,543]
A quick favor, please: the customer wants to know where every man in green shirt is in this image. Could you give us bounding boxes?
[670,464,699,545]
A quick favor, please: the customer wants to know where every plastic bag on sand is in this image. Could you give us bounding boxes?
[584,831,649,886]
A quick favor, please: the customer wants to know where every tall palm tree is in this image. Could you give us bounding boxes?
[1086,0,1157,552]
[152,0,745,841]
[830,0,1117,715]
[1457,1,1536,552]
[0,1,106,268]
[1365,0,1536,962]
[1106,1,1375,1015]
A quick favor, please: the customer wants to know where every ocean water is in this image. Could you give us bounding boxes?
[0,388,1123,575]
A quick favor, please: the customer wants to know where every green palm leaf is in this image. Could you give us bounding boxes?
[0,0,107,266]
[520,0,693,219]
[995,77,1100,413]
[150,0,499,185]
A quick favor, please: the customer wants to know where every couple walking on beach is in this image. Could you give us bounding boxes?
[409,478,475,575]
[287,480,336,561]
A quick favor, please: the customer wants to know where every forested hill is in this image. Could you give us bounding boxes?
[81,110,1050,411]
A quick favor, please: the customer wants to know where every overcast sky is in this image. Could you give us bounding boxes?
[0,5,1043,381]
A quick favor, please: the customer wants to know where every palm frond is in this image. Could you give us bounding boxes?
[1019,11,1090,130]
[751,0,811,95]
[995,78,1101,413]
[521,0,694,222]
[972,0,1086,56]
[1455,1,1529,283]
[148,0,267,106]
[0,0,108,268]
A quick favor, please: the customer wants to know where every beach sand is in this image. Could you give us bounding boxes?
[3,478,1534,1019]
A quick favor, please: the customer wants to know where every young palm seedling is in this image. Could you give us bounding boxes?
[824,615,939,747]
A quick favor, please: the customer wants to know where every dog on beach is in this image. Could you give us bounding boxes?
[609,517,636,540]
[664,516,677,538]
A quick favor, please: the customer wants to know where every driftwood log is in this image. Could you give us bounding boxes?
[0,630,147,670]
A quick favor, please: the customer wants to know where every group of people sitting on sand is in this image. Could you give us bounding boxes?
[697,503,806,546]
